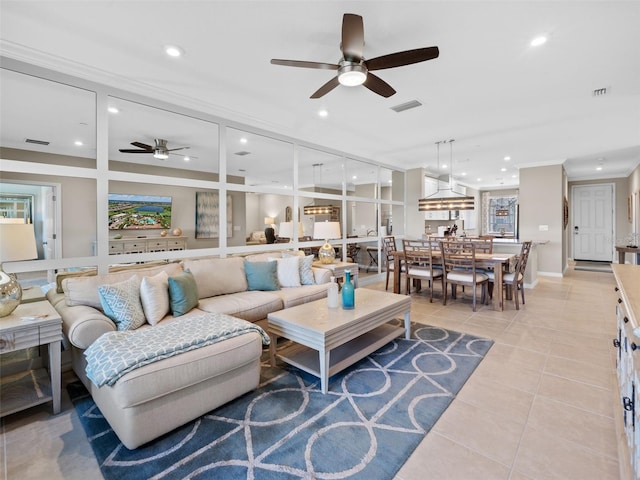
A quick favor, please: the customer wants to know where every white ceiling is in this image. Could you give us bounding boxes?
[1,1,639,189]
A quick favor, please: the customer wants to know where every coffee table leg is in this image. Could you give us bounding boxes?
[269,333,278,367]
[320,350,330,394]
[404,311,411,339]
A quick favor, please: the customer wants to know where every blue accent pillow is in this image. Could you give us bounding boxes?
[245,261,280,291]
[98,275,146,331]
[168,269,199,317]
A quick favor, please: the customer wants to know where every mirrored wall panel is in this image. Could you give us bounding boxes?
[346,158,378,198]
[226,128,293,188]
[108,98,219,179]
[240,192,295,245]
[1,69,98,259]
[299,147,343,193]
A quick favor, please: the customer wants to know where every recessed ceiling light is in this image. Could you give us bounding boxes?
[530,36,547,47]
[74,140,83,146]
[512,174,517,178]
[460,172,467,176]
[477,178,482,182]
[183,156,190,162]
[441,164,448,169]
[500,167,507,172]
[388,180,392,184]
[504,156,511,161]
[107,106,119,114]
[240,137,248,144]
[318,109,329,118]
[596,166,603,171]
[352,175,357,180]
[165,45,184,57]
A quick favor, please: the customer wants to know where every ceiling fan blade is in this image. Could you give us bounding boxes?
[363,73,396,98]
[271,59,339,70]
[341,13,364,60]
[119,149,151,153]
[131,141,153,150]
[365,46,440,71]
[167,146,190,152]
[310,76,341,99]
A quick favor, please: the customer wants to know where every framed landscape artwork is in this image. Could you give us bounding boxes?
[195,192,233,238]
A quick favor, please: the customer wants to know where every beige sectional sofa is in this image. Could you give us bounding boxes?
[47,251,331,449]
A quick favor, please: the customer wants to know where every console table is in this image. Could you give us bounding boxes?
[615,245,640,265]
[108,236,187,255]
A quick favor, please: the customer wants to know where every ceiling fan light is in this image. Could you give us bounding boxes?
[154,150,169,160]
[338,63,367,86]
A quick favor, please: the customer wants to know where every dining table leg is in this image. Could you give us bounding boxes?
[493,262,505,311]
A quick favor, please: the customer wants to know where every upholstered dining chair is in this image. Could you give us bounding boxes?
[439,240,489,312]
[402,239,443,302]
[488,241,532,310]
[383,236,404,290]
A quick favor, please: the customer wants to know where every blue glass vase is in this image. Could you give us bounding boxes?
[341,270,355,310]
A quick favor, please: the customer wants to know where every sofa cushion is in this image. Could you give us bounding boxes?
[182,257,247,298]
[98,276,147,331]
[274,283,332,309]
[197,291,283,322]
[245,261,279,291]
[168,270,199,317]
[140,271,170,325]
[63,263,183,309]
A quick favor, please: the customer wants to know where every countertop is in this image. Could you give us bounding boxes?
[612,264,640,336]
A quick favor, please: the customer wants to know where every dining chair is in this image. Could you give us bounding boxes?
[383,236,403,290]
[402,239,443,302]
[439,240,489,312]
[488,241,532,310]
[471,237,493,253]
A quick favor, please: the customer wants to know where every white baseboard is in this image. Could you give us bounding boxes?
[537,271,563,278]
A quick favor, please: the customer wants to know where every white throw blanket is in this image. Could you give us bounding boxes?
[84,313,270,387]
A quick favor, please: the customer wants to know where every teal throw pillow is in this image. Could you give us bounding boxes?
[98,275,146,331]
[245,261,280,291]
[168,269,199,317]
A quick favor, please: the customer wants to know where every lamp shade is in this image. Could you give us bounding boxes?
[264,216,275,226]
[279,222,303,237]
[0,223,37,262]
[313,221,341,240]
[278,222,293,238]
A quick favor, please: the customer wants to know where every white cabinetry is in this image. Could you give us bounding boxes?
[612,265,640,480]
[108,236,187,254]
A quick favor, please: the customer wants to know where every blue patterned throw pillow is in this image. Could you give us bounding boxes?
[168,269,199,317]
[98,275,146,331]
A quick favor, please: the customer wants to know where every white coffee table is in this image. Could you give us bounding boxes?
[267,288,411,394]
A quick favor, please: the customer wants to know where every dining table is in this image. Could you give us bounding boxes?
[393,247,517,311]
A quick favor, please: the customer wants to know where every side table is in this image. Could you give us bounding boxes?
[0,301,62,417]
[312,261,359,288]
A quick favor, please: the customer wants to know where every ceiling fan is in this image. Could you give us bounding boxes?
[271,13,439,98]
[119,139,189,160]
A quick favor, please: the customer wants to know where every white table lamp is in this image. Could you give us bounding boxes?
[313,221,341,264]
[0,223,38,317]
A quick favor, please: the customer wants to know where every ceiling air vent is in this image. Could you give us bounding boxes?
[25,138,50,145]
[390,100,423,113]
[592,87,609,97]
[234,151,251,156]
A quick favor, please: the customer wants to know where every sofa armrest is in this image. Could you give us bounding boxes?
[312,267,331,284]
[47,290,116,349]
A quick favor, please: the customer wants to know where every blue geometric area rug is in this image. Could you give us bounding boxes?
[68,324,493,480]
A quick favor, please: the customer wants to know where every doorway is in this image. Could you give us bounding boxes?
[571,184,614,262]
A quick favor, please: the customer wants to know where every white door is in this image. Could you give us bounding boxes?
[572,184,614,261]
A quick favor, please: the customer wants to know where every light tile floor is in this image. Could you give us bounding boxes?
[0,267,623,479]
